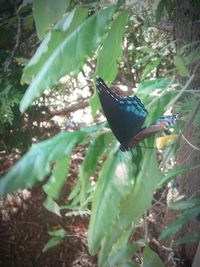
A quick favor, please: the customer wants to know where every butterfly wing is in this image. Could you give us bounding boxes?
[96,77,148,150]
[128,114,179,149]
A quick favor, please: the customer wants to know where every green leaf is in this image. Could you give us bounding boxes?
[155,0,165,22]
[79,131,113,204]
[145,91,177,126]
[141,58,162,80]
[158,166,187,188]
[108,245,139,267]
[54,7,88,32]
[143,246,164,267]
[49,228,67,237]
[43,155,71,199]
[105,229,139,267]
[174,55,190,77]
[96,9,128,82]
[165,0,173,18]
[43,228,67,251]
[176,232,200,244]
[90,91,101,117]
[88,147,135,255]
[137,78,172,94]
[33,0,69,38]
[185,46,200,65]
[68,179,81,202]
[119,261,139,267]
[169,199,200,210]
[99,227,133,267]
[0,131,85,196]
[159,206,200,240]
[118,140,162,229]
[88,138,162,256]
[17,0,32,14]
[21,6,88,85]
[43,196,61,216]
[96,141,161,264]
[20,5,116,112]
[43,236,63,252]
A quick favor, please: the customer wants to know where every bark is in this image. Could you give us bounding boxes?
[174,0,200,264]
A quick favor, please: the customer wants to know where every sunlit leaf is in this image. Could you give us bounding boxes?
[21,6,88,85]
[90,91,101,117]
[54,7,88,32]
[88,146,135,255]
[20,5,116,112]
[119,139,161,229]
[96,139,162,265]
[68,179,81,202]
[137,78,172,94]
[33,0,69,38]
[174,55,190,77]
[43,196,61,216]
[96,9,128,82]
[49,228,67,237]
[43,228,68,252]
[88,138,162,257]
[43,234,66,252]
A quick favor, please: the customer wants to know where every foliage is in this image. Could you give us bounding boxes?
[159,199,200,242]
[20,4,116,112]
[43,228,68,252]
[0,131,85,196]
[0,1,199,266]
[96,9,128,82]
[155,0,173,22]
[0,80,22,131]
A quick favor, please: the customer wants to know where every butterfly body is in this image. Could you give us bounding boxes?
[96,77,178,151]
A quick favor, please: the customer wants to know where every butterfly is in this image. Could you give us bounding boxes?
[96,77,178,151]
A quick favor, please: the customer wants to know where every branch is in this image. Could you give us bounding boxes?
[51,99,89,117]
[151,21,174,33]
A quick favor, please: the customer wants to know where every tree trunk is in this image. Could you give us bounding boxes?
[174,0,200,265]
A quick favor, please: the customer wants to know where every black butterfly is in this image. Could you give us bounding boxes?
[96,77,178,151]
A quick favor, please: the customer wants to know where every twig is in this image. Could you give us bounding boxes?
[144,211,148,243]
[152,238,173,252]
[4,13,21,71]
[181,134,200,151]
[0,141,9,154]
[151,21,174,33]
[166,60,200,111]
[192,164,200,170]
[181,99,200,134]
